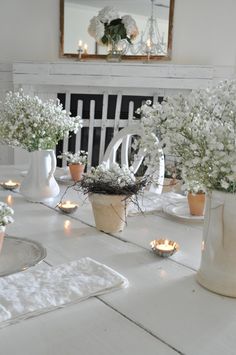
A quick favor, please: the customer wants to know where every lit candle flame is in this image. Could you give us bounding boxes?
[83,43,88,53]
[147,38,151,48]
[5,180,17,186]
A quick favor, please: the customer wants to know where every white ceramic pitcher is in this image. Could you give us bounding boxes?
[20,149,60,202]
[197,190,236,297]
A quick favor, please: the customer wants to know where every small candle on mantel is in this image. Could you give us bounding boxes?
[146,38,151,49]
[78,40,83,49]
[58,200,78,214]
[1,180,20,191]
[150,239,179,257]
[83,43,88,54]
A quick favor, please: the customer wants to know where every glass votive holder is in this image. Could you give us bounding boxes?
[58,201,78,214]
[150,239,179,258]
[0,180,20,191]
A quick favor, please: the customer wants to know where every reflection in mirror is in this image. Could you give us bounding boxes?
[60,0,174,60]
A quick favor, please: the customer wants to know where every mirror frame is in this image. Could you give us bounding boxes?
[59,0,175,61]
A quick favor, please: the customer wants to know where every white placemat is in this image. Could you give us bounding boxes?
[128,191,186,216]
[0,257,128,329]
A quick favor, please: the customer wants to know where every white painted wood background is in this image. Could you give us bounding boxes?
[0,61,234,165]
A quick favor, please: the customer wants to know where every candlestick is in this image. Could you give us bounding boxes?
[145,39,152,62]
[1,180,20,191]
[150,239,179,257]
[58,200,78,214]
[77,39,83,61]
[83,43,88,55]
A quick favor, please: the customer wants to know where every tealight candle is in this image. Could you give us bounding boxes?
[58,200,78,214]
[1,180,20,190]
[150,239,179,257]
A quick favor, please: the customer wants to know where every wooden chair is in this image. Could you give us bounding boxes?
[102,124,165,194]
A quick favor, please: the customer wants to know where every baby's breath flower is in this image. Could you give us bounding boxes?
[79,162,145,196]
[57,151,88,165]
[0,202,14,231]
[0,89,82,152]
[139,80,236,193]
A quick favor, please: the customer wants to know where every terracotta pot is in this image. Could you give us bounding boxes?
[89,193,129,233]
[69,164,85,182]
[0,227,5,254]
[187,192,205,216]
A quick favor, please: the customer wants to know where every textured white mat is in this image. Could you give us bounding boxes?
[0,257,128,328]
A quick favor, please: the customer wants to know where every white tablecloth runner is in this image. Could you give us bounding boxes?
[0,257,128,328]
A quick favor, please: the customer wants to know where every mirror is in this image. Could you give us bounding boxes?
[60,0,174,60]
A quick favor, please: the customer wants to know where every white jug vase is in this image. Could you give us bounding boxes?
[20,149,60,202]
[197,190,236,297]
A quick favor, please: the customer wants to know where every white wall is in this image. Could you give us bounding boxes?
[0,0,59,62]
[173,0,236,66]
[0,0,235,65]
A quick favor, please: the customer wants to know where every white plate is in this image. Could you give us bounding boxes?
[164,202,204,221]
[57,175,74,184]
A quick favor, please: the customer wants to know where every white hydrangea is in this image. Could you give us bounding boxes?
[88,16,105,42]
[0,90,82,152]
[97,6,119,24]
[121,15,139,39]
[139,80,236,193]
[88,7,138,46]
[0,202,14,232]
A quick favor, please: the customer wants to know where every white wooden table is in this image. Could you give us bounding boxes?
[0,166,236,355]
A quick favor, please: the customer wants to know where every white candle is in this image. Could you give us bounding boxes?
[156,240,175,252]
[58,201,78,214]
[5,180,18,187]
[83,43,88,54]
[1,180,19,190]
[146,38,151,49]
[78,40,83,48]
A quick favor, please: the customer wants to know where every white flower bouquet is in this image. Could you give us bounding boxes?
[0,202,14,232]
[88,6,138,46]
[79,162,145,196]
[57,151,88,165]
[139,80,236,193]
[0,90,82,152]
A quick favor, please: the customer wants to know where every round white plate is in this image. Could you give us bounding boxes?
[57,175,74,184]
[164,203,204,221]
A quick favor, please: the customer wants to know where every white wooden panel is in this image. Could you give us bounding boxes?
[114,92,122,135]
[62,91,71,166]
[87,100,95,171]
[121,101,135,166]
[98,92,109,163]
[75,100,83,153]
